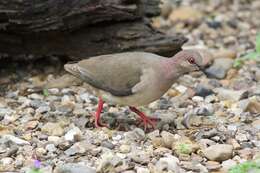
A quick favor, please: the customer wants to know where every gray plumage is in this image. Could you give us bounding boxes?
[64,50,204,106]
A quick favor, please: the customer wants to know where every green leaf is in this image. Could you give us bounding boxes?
[233,59,243,68]
[256,33,260,53]
[43,88,49,97]
[242,51,259,60]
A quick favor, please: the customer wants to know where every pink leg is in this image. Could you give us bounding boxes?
[94,97,107,128]
[129,106,157,130]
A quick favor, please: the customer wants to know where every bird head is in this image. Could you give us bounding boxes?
[173,49,207,73]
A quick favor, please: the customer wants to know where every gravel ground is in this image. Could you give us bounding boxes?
[0,0,260,173]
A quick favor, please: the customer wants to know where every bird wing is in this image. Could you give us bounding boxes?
[76,53,152,96]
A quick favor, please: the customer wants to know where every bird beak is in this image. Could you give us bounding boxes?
[196,64,208,77]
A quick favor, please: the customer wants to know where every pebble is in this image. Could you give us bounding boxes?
[64,127,82,142]
[246,99,260,114]
[130,150,151,164]
[54,163,96,173]
[235,133,248,142]
[221,159,237,172]
[64,141,93,156]
[124,128,145,141]
[155,155,180,172]
[136,167,150,173]
[119,144,131,153]
[48,136,62,145]
[0,108,14,116]
[1,134,30,145]
[101,141,115,150]
[36,105,50,114]
[41,122,64,136]
[28,93,44,100]
[192,96,204,102]
[205,161,221,171]
[252,119,260,130]
[46,144,57,153]
[97,152,122,172]
[161,131,175,148]
[203,144,233,161]
[195,84,214,97]
[215,88,247,101]
[205,58,234,79]
[169,6,202,24]
[175,85,188,94]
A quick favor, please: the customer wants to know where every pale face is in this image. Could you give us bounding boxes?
[176,50,203,73]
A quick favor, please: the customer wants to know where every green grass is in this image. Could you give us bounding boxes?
[233,33,260,68]
[176,143,192,154]
[42,88,49,97]
[228,160,260,173]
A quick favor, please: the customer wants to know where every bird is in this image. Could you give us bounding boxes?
[64,50,206,130]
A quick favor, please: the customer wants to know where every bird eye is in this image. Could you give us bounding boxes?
[188,57,195,64]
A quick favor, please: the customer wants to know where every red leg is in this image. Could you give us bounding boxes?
[129,106,157,130]
[93,97,107,128]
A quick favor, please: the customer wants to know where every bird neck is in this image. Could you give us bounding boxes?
[162,57,184,80]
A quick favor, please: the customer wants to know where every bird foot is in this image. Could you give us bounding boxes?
[93,114,108,128]
[138,116,158,131]
[129,106,158,131]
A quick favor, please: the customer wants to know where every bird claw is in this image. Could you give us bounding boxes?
[139,116,158,131]
[93,113,108,128]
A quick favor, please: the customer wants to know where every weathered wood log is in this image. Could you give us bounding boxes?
[0,0,187,60]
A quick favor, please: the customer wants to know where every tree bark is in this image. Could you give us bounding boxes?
[0,0,187,60]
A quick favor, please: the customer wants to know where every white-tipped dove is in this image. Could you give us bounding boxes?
[64,50,206,129]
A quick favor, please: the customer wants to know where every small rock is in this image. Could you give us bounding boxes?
[54,163,96,173]
[36,147,47,156]
[97,152,122,172]
[228,139,241,150]
[161,131,175,148]
[64,127,82,142]
[221,159,237,172]
[136,167,150,173]
[235,133,248,142]
[48,136,62,145]
[227,124,238,132]
[214,49,237,59]
[152,137,164,148]
[119,144,131,153]
[48,88,59,95]
[130,150,151,164]
[101,141,115,150]
[195,84,214,97]
[155,155,180,172]
[246,99,260,114]
[192,96,204,102]
[205,161,221,171]
[2,135,30,145]
[28,93,44,100]
[203,144,233,161]
[56,102,75,114]
[175,85,187,94]
[169,6,202,24]
[147,130,160,140]
[1,157,13,166]
[205,58,234,79]
[42,122,64,136]
[124,128,145,141]
[64,141,93,156]
[0,108,14,116]
[252,119,260,130]
[215,88,247,101]
[36,105,50,114]
[45,144,57,153]
[25,120,38,130]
